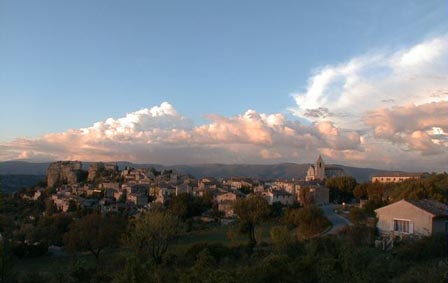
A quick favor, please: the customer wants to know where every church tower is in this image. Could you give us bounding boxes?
[305,154,326,181]
[314,155,326,180]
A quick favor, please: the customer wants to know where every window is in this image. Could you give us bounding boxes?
[394,219,411,233]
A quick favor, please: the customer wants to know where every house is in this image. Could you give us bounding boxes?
[262,189,295,206]
[127,193,148,206]
[175,183,192,196]
[198,178,220,190]
[215,190,245,217]
[100,182,120,190]
[155,187,172,204]
[371,172,422,183]
[375,199,448,237]
[218,201,235,218]
[51,194,73,212]
[215,191,244,203]
[305,155,345,182]
[271,181,296,194]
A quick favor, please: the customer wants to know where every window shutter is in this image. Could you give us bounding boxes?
[409,222,414,234]
[391,220,395,231]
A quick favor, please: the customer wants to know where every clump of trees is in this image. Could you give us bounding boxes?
[353,173,448,204]
[125,210,180,264]
[169,193,212,220]
[325,176,357,203]
[284,205,330,238]
[64,212,126,263]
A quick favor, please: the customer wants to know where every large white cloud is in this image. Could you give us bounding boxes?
[1,102,363,165]
[289,34,448,171]
[290,35,448,129]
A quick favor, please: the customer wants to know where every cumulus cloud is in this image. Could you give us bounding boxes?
[289,34,448,170]
[1,102,363,165]
[364,101,448,153]
[290,35,448,129]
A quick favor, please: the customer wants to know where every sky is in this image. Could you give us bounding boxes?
[1,0,448,171]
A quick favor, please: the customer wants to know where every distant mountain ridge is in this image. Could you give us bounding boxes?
[0,160,398,183]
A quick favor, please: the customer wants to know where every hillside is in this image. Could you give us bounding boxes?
[0,160,393,185]
[0,174,46,193]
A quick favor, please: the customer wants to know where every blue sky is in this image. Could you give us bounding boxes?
[1,0,448,170]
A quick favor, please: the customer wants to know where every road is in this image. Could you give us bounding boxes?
[321,204,352,235]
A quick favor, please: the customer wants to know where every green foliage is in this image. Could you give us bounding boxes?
[298,187,314,206]
[270,202,283,218]
[394,233,447,262]
[125,211,180,264]
[0,239,17,283]
[391,263,447,283]
[284,205,330,238]
[360,173,448,203]
[112,255,149,283]
[270,226,294,254]
[68,260,93,283]
[233,195,270,248]
[31,214,73,246]
[325,176,358,203]
[339,224,376,246]
[185,242,232,264]
[169,193,211,220]
[64,213,125,262]
[353,183,368,200]
[239,254,295,283]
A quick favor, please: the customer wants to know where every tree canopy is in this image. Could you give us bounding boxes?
[125,211,180,264]
[64,213,125,262]
[325,176,357,203]
[233,194,270,248]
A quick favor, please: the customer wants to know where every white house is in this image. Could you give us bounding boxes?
[262,190,295,206]
[375,199,448,237]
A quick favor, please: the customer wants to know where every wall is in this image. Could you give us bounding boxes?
[376,200,433,236]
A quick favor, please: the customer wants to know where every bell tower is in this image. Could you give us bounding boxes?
[315,155,325,180]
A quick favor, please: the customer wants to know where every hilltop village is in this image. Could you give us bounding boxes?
[41,156,338,217]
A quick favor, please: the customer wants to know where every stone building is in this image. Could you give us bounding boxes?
[305,155,345,182]
[371,172,422,183]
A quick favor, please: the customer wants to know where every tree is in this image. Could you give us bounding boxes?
[353,183,368,200]
[270,226,294,254]
[125,211,180,264]
[64,213,125,263]
[169,193,208,220]
[298,187,314,206]
[285,205,330,238]
[233,195,270,248]
[325,176,357,203]
[0,239,17,283]
[44,199,57,216]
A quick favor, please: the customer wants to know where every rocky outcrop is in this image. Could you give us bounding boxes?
[47,161,84,187]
